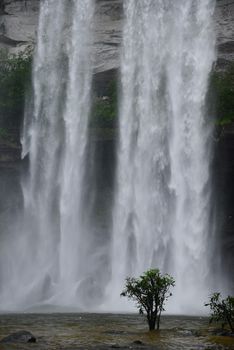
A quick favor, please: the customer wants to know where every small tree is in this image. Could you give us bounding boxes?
[205,293,234,333]
[121,269,175,331]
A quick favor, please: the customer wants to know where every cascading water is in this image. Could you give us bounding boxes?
[0,0,222,314]
[109,0,216,314]
[0,0,97,311]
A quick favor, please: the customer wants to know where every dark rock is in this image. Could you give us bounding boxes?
[178,330,194,336]
[213,123,234,292]
[178,329,202,337]
[0,330,36,343]
[0,34,27,47]
[218,41,234,54]
[105,330,125,335]
[212,329,234,337]
[132,340,144,345]
[193,330,202,337]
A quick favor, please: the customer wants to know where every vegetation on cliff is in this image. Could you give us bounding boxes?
[91,79,118,128]
[0,48,234,136]
[0,48,32,129]
[211,64,234,126]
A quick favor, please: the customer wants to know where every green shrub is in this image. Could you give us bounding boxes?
[121,269,175,331]
[205,292,234,333]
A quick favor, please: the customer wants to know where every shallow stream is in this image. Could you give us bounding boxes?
[0,314,233,350]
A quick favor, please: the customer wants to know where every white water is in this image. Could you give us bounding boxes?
[0,0,219,314]
[109,0,216,314]
[0,0,96,311]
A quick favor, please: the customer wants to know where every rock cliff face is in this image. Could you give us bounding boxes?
[94,0,122,72]
[215,1,234,291]
[0,0,234,71]
[0,0,123,72]
[216,0,234,69]
[0,0,39,51]
[214,124,234,291]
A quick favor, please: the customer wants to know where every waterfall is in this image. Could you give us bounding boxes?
[0,0,96,311]
[109,0,216,314]
[0,0,219,314]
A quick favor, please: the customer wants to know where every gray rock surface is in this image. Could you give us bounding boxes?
[0,0,39,52]
[0,0,233,72]
[215,0,234,68]
[0,330,36,343]
[94,0,122,73]
[0,0,123,72]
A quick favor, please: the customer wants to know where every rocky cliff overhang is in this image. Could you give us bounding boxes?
[216,0,234,69]
[0,0,233,72]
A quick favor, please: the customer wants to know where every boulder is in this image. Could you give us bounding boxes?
[0,330,36,343]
